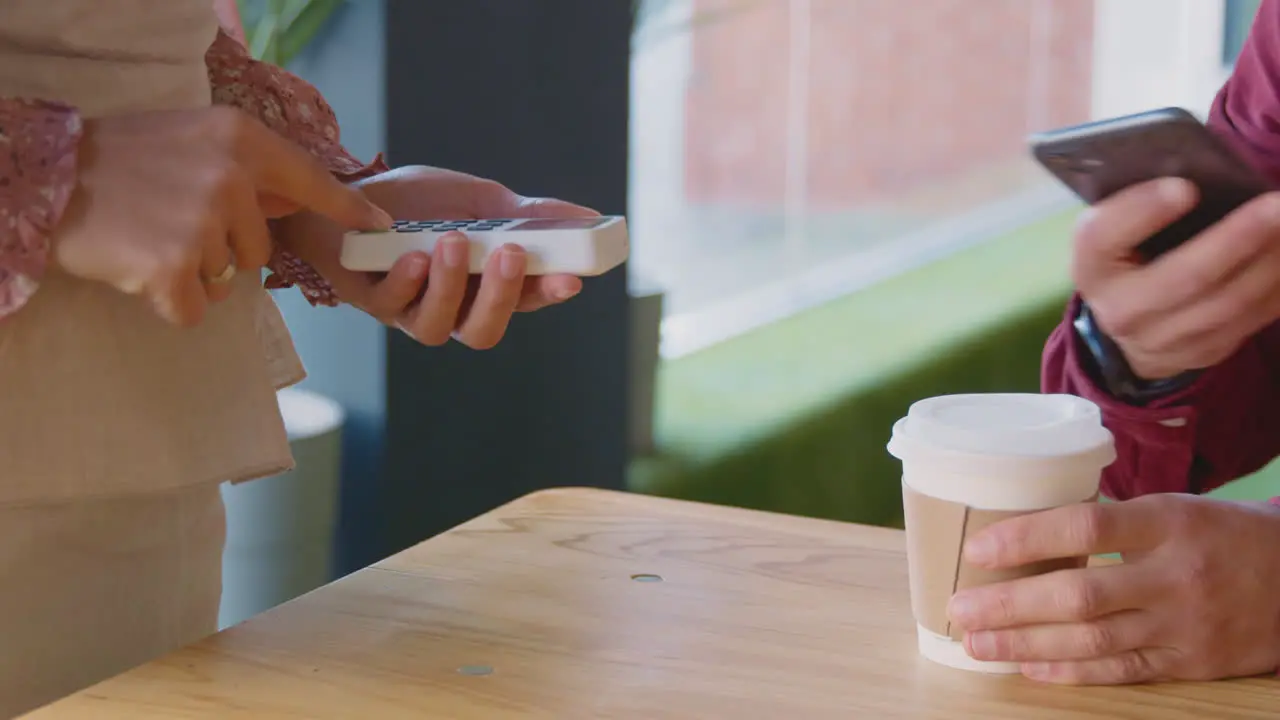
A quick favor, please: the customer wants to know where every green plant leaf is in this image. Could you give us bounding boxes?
[247,10,280,62]
[236,0,344,65]
[276,0,345,66]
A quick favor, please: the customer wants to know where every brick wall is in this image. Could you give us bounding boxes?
[684,0,1095,210]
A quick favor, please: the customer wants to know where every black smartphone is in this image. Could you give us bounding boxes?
[1028,107,1272,260]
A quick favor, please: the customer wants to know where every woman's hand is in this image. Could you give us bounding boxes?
[53,106,390,327]
[273,165,598,350]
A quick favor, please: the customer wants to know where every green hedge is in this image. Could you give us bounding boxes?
[633,206,1280,522]
[632,211,1078,527]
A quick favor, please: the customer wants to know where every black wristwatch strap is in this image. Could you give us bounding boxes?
[1072,303,1199,404]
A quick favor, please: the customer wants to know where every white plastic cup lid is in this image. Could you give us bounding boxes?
[888,393,1114,467]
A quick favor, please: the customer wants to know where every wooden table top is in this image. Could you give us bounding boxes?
[27,488,1280,719]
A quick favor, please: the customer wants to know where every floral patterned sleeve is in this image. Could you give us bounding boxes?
[0,30,383,318]
[205,28,390,306]
[0,100,83,320]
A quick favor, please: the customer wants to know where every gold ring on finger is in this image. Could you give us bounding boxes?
[206,263,237,285]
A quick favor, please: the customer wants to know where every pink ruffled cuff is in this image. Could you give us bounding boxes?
[207,29,388,307]
[0,99,83,319]
[262,153,390,306]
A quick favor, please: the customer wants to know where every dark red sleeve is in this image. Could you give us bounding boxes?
[1208,0,1280,184]
[1042,299,1280,500]
[1043,0,1280,500]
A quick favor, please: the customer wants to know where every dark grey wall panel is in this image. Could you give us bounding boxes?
[276,0,390,575]
[380,0,632,553]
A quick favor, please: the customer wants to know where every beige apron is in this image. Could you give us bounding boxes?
[0,2,309,714]
[0,0,304,504]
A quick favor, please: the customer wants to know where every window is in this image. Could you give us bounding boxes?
[629,1,1241,357]
[1224,0,1262,66]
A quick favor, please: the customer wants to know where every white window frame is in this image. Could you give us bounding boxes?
[1091,0,1230,121]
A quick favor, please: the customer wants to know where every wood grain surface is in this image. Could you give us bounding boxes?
[25,488,1280,719]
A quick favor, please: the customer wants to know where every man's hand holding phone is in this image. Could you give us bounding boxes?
[1074,177,1280,380]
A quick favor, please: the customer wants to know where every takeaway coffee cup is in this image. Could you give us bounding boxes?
[887,393,1115,673]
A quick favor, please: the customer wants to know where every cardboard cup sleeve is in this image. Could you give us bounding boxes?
[903,482,1093,641]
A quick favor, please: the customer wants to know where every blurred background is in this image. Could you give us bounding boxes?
[220,0,1273,628]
